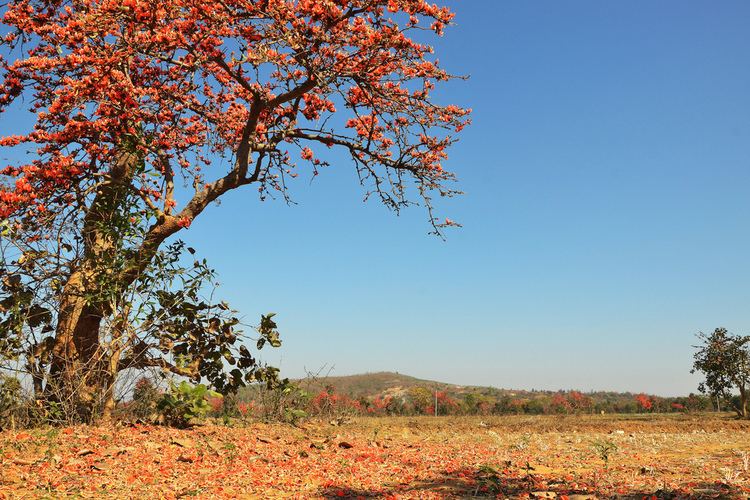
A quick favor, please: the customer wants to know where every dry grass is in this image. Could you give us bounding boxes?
[1,413,748,498]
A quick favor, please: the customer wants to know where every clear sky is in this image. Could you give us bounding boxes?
[180,0,750,396]
[5,1,750,396]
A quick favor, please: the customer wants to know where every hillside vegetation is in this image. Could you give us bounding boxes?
[296,372,459,398]
[235,372,716,417]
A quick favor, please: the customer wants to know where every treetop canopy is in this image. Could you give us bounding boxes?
[0,0,470,232]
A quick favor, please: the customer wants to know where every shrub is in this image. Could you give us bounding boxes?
[591,438,618,466]
[309,390,360,418]
[127,377,162,420]
[0,375,25,429]
[157,381,221,428]
[249,378,310,424]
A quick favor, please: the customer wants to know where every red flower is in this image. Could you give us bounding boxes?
[300,147,314,160]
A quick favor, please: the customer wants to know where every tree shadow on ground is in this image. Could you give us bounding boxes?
[317,469,743,499]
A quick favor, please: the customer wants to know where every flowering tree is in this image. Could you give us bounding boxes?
[367,394,393,415]
[432,390,458,415]
[0,0,469,419]
[408,386,433,414]
[567,390,592,413]
[550,392,572,414]
[634,393,653,412]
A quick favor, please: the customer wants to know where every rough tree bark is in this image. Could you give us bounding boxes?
[47,149,138,418]
[736,386,748,419]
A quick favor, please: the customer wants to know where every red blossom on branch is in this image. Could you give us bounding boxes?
[1,0,470,234]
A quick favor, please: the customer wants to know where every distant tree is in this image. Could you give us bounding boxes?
[368,395,393,416]
[685,393,712,412]
[568,391,593,413]
[550,392,572,414]
[692,328,750,419]
[493,395,514,415]
[634,393,653,412]
[408,387,434,415]
[462,393,478,414]
[433,391,458,415]
[524,398,546,415]
[613,399,638,414]
[651,396,670,413]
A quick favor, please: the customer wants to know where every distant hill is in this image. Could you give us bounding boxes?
[294,371,467,398]
[294,371,553,402]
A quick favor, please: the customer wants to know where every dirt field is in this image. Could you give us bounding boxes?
[1,413,749,498]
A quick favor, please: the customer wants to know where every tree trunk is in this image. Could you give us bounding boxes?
[40,138,252,420]
[740,387,748,419]
[45,148,139,421]
[46,268,107,420]
[100,312,129,422]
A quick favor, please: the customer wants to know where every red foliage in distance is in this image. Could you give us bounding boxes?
[635,393,654,412]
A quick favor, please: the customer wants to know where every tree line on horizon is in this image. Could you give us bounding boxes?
[224,381,718,420]
[0,335,741,427]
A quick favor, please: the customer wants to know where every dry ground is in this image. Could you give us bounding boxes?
[1,413,749,499]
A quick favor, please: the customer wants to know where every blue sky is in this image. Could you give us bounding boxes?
[4,1,750,395]
[181,1,750,396]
